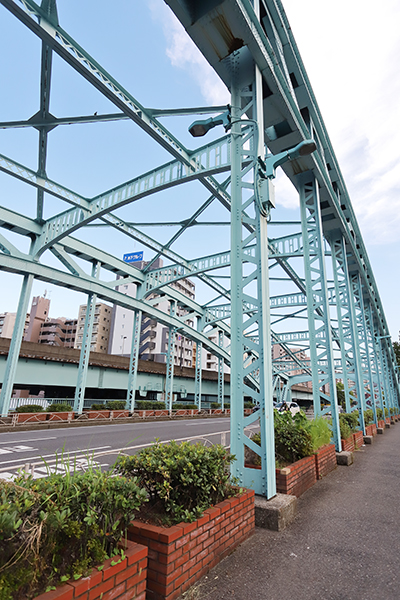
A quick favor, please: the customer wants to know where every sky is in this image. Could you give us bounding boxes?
[0,0,399,340]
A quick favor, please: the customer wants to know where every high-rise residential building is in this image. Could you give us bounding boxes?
[108,258,195,367]
[38,317,78,347]
[75,302,112,353]
[24,295,51,343]
[0,312,29,339]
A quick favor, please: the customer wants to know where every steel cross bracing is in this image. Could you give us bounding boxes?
[0,0,399,492]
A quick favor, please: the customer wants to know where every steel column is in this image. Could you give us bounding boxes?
[298,173,341,450]
[73,262,100,413]
[127,309,142,411]
[218,329,224,410]
[0,274,34,417]
[165,301,176,414]
[194,341,202,410]
[330,235,365,421]
[229,48,275,497]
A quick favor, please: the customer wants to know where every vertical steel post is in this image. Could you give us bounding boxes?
[0,274,34,417]
[229,43,276,497]
[330,235,365,422]
[194,341,202,410]
[165,301,176,414]
[127,309,142,411]
[349,273,373,431]
[73,262,100,414]
[298,173,341,450]
[364,303,379,426]
[218,329,224,410]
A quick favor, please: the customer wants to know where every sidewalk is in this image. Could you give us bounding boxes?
[195,424,400,600]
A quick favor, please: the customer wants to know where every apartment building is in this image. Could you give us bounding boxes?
[108,258,195,367]
[24,295,50,343]
[74,302,112,353]
[0,312,29,339]
[38,317,77,347]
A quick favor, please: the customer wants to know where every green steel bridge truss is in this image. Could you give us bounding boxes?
[0,0,399,497]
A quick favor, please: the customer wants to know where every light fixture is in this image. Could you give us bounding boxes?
[188,110,231,137]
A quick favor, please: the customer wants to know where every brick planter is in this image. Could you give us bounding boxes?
[33,540,147,600]
[341,435,355,452]
[378,420,386,429]
[86,410,110,419]
[47,412,74,422]
[110,410,130,419]
[127,490,255,600]
[276,455,317,497]
[17,412,47,423]
[365,424,377,437]
[353,430,364,448]
[314,444,337,479]
[386,417,391,425]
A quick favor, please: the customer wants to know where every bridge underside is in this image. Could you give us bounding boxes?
[0,0,398,497]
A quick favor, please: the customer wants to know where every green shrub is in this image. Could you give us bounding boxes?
[0,467,146,600]
[274,411,313,464]
[172,403,198,410]
[47,403,72,412]
[90,403,107,411]
[339,414,352,440]
[244,402,255,409]
[363,409,374,425]
[210,402,221,409]
[251,411,313,465]
[376,408,383,420]
[340,411,359,433]
[105,400,126,410]
[135,400,166,410]
[15,404,44,413]
[385,407,389,417]
[113,440,235,524]
[307,416,332,452]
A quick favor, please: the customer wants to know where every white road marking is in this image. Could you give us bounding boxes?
[0,436,57,445]
[0,445,112,467]
[0,445,37,455]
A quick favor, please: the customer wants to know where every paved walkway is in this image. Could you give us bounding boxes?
[194,424,400,600]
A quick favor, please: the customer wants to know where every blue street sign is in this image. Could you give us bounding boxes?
[123,251,144,263]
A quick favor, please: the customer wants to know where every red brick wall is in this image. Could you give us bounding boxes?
[276,455,317,498]
[341,435,355,452]
[353,430,364,448]
[33,540,147,600]
[17,412,47,423]
[127,490,255,600]
[314,444,336,479]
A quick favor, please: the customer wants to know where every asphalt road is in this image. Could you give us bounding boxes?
[0,417,239,480]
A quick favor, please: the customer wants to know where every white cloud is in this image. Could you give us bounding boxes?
[148,0,230,105]
[283,0,400,244]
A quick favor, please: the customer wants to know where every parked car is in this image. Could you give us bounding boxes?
[276,401,301,416]
[252,401,277,413]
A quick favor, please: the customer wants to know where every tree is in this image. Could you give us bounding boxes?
[393,341,400,367]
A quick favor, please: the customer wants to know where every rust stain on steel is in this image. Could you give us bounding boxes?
[205,13,244,60]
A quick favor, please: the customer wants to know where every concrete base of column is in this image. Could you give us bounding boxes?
[255,493,297,531]
[336,451,354,466]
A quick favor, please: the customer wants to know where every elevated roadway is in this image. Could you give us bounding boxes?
[0,338,312,405]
